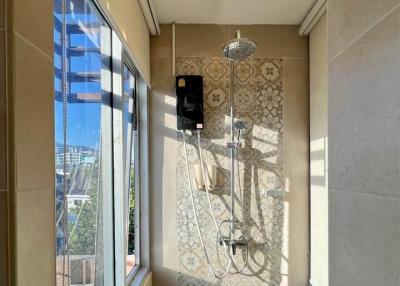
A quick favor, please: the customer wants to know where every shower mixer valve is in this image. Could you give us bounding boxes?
[218,234,248,256]
[217,219,248,255]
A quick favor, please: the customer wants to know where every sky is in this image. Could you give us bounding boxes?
[55,2,135,150]
[54,6,103,149]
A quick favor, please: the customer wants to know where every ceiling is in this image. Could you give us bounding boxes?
[152,0,317,25]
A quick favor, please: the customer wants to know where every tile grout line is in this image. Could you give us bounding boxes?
[15,187,53,193]
[330,188,400,201]
[14,31,52,61]
[329,3,400,63]
[171,55,306,60]
[150,56,172,58]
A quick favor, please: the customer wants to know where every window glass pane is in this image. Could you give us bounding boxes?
[123,65,137,275]
[54,0,112,284]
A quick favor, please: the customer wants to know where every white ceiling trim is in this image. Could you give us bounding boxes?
[298,0,327,36]
[139,0,161,35]
[153,0,317,25]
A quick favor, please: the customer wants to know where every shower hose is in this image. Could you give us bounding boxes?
[182,131,249,279]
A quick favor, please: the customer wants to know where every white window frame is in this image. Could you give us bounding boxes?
[110,23,150,286]
[122,52,142,282]
[99,20,115,286]
[112,31,125,286]
[53,1,116,284]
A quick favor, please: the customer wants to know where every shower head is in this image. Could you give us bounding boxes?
[223,30,257,61]
[233,120,247,130]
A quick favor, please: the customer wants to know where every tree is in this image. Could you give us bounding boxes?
[128,168,135,254]
[68,163,99,255]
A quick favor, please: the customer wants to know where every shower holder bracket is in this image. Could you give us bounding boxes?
[226,142,242,149]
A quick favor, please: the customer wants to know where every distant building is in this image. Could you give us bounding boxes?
[67,194,90,208]
[55,145,97,167]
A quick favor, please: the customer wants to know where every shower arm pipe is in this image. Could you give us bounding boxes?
[197,131,251,276]
[229,60,235,239]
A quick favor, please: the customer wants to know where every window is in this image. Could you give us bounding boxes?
[54,1,148,285]
[122,64,139,277]
[54,0,113,285]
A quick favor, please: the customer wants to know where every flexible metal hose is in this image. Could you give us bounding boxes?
[196,132,249,275]
[183,132,231,279]
[196,133,228,246]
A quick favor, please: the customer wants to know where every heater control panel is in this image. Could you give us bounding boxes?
[176,75,204,130]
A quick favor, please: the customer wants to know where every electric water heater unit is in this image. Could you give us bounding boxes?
[176,75,204,131]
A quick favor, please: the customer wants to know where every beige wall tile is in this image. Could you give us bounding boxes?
[283,59,309,146]
[151,24,172,58]
[14,35,54,191]
[329,9,400,198]
[149,55,178,286]
[0,0,4,29]
[329,190,400,286]
[176,24,229,57]
[151,56,173,90]
[328,0,399,60]
[309,13,329,286]
[328,2,400,285]
[230,25,309,59]
[0,192,8,285]
[16,189,55,286]
[15,0,53,56]
[0,30,6,190]
[310,15,328,141]
[98,0,151,83]
[283,58,309,285]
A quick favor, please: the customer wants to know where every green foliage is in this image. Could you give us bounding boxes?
[67,165,99,256]
[66,163,136,256]
[128,168,135,254]
[68,190,97,255]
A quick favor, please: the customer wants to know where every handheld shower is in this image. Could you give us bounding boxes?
[233,120,247,144]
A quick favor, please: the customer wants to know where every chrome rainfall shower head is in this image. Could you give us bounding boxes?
[223,30,257,61]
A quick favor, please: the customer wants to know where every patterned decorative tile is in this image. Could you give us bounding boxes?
[203,57,229,83]
[250,58,283,87]
[233,82,257,112]
[176,57,204,75]
[234,60,255,83]
[176,57,285,286]
[177,57,230,112]
[202,112,226,139]
[256,86,283,115]
[233,58,284,114]
[205,87,229,110]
